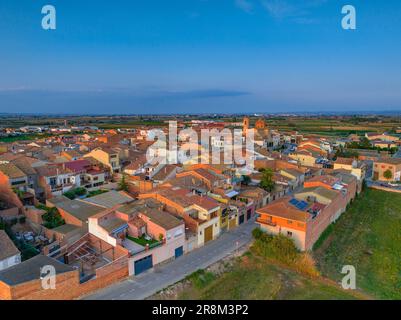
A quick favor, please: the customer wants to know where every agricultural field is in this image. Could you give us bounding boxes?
[262,117,401,136]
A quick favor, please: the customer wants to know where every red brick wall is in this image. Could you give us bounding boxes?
[305,193,347,250]
[57,207,84,227]
[0,265,128,300]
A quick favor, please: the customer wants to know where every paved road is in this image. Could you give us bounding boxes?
[83,220,257,300]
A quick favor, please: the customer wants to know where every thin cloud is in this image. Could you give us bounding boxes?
[235,0,254,14]
[260,0,299,18]
[260,0,328,22]
[0,86,30,92]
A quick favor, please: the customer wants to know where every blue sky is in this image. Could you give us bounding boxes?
[0,0,401,114]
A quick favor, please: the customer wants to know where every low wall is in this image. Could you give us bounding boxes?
[370,185,401,194]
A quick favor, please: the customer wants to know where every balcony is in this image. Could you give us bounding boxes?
[256,217,277,227]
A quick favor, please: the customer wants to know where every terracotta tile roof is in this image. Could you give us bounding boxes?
[239,186,269,198]
[11,156,38,176]
[306,175,340,186]
[0,163,26,179]
[152,164,177,181]
[298,186,339,201]
[0,230,20,261]
[34,164,72,177]
[64,159,91,173]
[147,187,220,211]
[335,157,354,165]
[189,194,220,211]
[141,209,183,230]
[257,196,309,222]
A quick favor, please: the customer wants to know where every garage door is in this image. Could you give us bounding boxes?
[228,218,237,230]
[175,246,183,258]
[134,255,153,275]
[204,225,213,243]
[239,214,245,225]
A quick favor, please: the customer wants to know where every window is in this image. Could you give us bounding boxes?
[287,231,293,237]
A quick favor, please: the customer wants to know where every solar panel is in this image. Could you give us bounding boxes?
[289,198,299,206]
[296,201,308,210]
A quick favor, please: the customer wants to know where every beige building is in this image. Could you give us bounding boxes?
[84,147,121,173]
[333,157,366,181]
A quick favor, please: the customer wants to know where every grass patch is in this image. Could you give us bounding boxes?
[0,133,52,143]
[185,269,216,290]
[169,231,364,300]
[36,204,65,229]
[177,252,361,300]
[314,188,401,299]
[127,235,159,246]
[63,187,87,200]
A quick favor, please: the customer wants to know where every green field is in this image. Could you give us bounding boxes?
[0,133,52,143]
[174,253,363,300]
[314,189,401,299]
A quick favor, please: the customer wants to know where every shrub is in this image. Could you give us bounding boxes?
[63,190,76,200]
[74,187,87,196]
[251,231,319,277]
[42,207,65,229]
[186,269,216,289]
[252,227,264,240]
[63,187,87,200]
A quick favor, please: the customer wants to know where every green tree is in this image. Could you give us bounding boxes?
[260,168,275,192]
[42,207,65,229]
[118,174,129,192]
[241,175,251,185]
[383,169,393,180]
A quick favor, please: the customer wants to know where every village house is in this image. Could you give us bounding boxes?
[365,132,400,142]
[0,163,28,192]
[139,186,221,251]
[289,149,323,168]
[0,230,21,272]
[0,255,78,300]
[333,157,366,181]
[88,198,186,275]
[35,164,76,198]
[256,173,356,251]
[373,158,401,181]
[84,146,121,173]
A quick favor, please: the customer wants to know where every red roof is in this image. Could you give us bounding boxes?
[64,159,91,173]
